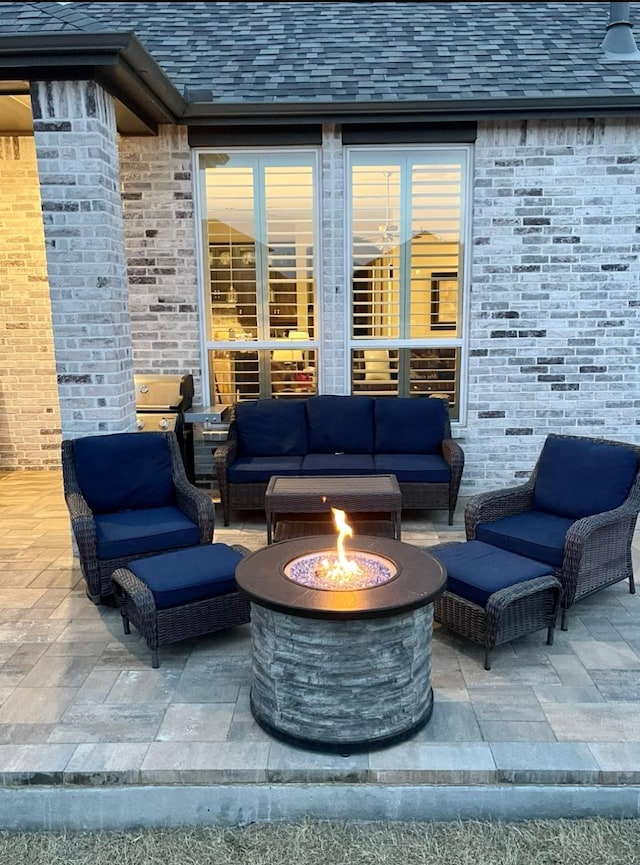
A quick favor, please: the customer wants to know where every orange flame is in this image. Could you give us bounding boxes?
[330,507,362,578]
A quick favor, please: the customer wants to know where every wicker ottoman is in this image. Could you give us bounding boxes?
[112,543,251,668]
[428,540,561,670]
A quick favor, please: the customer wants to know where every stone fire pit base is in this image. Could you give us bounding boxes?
[249,603,434,753]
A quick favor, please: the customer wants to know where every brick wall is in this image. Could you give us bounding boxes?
[118,125,201,386]
[32,79,136,437]
[118,125,206,478]
[0,136,61,469]
[463,117,640,492]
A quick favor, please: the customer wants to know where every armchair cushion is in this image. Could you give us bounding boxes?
[301,453,375,475]
[94,506,201,560]
[534,436,638,519]
[375,397,447,454]
[127,543,243,610]
[374,453,450,483]
[236,399,308,457]
[74,432,175,514]
[430,540,552,607]
[306,395,374,453]
[227,456,304,484]
[475,510,575,568]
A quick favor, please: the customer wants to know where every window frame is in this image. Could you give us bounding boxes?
[193,147,322,405]
[345,144,473,425]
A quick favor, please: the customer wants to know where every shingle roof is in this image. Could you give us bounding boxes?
[2,1,640,105]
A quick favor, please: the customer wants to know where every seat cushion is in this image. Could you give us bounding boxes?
[374,453,451,483]
[375,397,447,455]
[429,540,553,607]
[305,395,375,453]
[301,453,375,475]
[95,506,201,561]
[534,436,638,519]
[236,399,308,457]
[74,432,175,514]
[227,456,304,484]
[475,510,574,569]
[127,543,243,610]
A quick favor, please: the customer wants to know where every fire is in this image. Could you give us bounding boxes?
[314,508,363,585]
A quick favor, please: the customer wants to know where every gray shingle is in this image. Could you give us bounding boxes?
[1,1,639,105]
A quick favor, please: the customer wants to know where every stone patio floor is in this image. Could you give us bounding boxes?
[1,469,640,828]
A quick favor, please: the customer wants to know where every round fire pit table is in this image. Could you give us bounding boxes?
[235,535,446,753]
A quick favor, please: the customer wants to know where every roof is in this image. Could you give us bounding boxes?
[1,2,640,120]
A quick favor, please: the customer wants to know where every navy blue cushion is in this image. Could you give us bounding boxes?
[127,543,243,610]
[94,506,200,560]
[533,436,638,519]
[74,432,175,514]
[236,399,308,457]
[375,397,447,455]
[227,456,303,484]
[429,540,552,607]
[475,510,574,568]
[306,395,374,453]
[374,453,451,483]
[301,453,375,475]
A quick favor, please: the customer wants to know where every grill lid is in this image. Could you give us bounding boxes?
[134,374,194,411]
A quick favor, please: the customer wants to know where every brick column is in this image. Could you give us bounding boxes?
[320,124,347,394]
[31,79,136,437]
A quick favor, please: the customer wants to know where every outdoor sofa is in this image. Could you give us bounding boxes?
[214,394,464,526]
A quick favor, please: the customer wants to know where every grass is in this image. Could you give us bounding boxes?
[1,818,640,865]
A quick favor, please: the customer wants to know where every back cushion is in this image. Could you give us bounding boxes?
[73,432,175,514]
[236,399,308,457]
[534,436,638,519]
[375,397,447,454]
[306,395,374,453]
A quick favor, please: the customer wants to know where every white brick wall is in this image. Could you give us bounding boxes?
[31,79,136,438]
[462,117,640,492]
[119,126,202,390]
[0,137,61,469]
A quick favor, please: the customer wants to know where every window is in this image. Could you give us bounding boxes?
[348,149,469,419]
[197,152,318,403]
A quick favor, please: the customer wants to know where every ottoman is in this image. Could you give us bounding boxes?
[428,540,561,670]
[112,543,251,667]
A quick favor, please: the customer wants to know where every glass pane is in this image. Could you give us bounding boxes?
[208,349,317,402]
[408,348,459,416]
[351,349,399,396]
[265,166,315,340]
[410,163,462,338]
[350,347,459,420]
[351,166,401,339]
[206,167,257,340]
[270,349,317,399]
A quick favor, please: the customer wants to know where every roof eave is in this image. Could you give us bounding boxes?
[183,94,640,125]
[0,33,186,133]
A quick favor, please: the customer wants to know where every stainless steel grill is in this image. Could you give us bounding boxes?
[134,374,195,481]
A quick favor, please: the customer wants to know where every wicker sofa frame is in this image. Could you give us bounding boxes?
[62,432,215,604]
[214,400,465,527]
[430,542,561,670]
[464,434,640,631]
[112,544,251,668]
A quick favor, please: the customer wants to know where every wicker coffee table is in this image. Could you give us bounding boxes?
[265,474,402,544]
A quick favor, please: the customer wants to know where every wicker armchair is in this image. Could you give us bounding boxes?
[465,433,640,630]
[62,431,215,604]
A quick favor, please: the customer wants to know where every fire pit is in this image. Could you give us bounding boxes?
[235,513,446,753]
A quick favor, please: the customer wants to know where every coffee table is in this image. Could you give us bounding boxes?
[265,474,402,544]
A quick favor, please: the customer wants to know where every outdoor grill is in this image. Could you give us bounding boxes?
[134,373,195,482]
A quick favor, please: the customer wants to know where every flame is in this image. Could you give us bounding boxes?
[314,508,363,585]
[333,507,354,570]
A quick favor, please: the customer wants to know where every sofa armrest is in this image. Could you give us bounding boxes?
[213,439,238,471]
[465,482,536,540]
